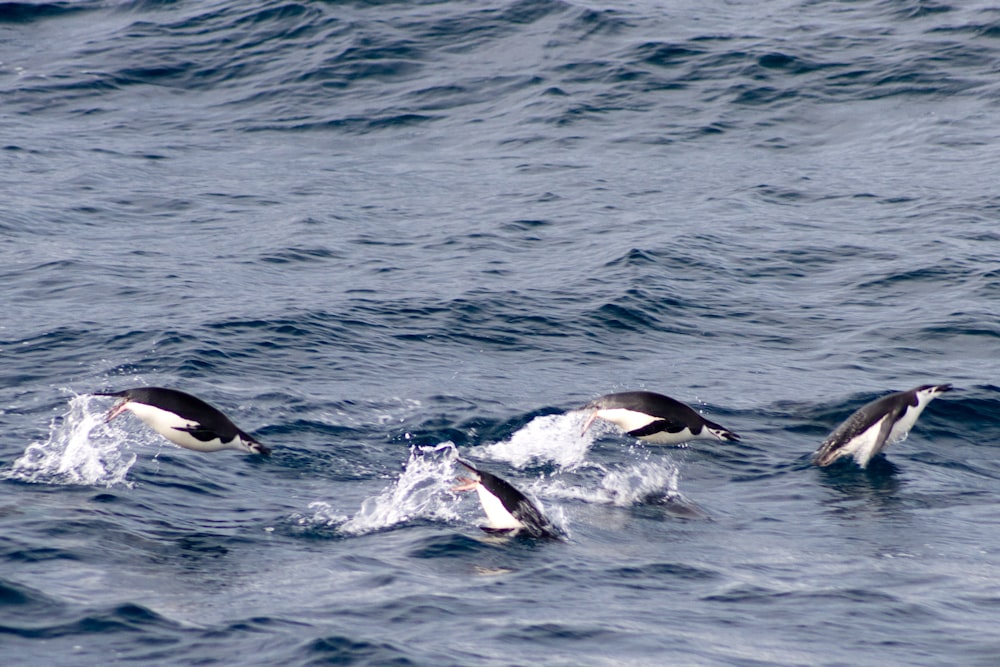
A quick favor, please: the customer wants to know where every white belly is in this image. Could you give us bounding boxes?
[596,408,660,433]
[842,408,923,468]
[126,403,233,452]
[631,427,698,445]
[596,408,698,444]
[474,485,523,530]
[839,416,890,468]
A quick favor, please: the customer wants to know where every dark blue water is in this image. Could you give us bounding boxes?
[3,1,1000,664]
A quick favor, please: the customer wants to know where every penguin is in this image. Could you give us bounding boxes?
[452,459,557,538]
[812,384,952,468]
[98,387,271,455]
[580,390,740,445]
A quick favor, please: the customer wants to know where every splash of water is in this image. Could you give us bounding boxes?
[338,443,462,535]
[4,393,137,488]
[471,412,596,469]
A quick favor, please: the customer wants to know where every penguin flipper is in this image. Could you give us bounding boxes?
[870,408,901,454]
[174,425,223,443]
[627,419,684,438]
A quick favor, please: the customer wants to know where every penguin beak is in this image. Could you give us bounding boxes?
[581,409,600,436]
[104,399,131,423]
[452,477,480,493]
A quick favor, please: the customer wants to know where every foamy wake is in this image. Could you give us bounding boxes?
[469,411,689,506]
[470,411,596,469]
[301,443,578,537]
[543,461,682,507]
[4,393,137,488]
[299,413,691,536]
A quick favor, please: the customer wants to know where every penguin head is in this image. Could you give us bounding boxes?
[242,437,272,457]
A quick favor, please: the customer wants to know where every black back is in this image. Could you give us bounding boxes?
[587,391,698,419]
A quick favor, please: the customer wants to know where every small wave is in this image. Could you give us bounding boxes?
[0,597,181,640]
[471,411,595,469]
[0,2,87,24]
[3,393,136,488]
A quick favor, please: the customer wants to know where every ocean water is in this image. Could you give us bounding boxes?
[2,0,1000,664]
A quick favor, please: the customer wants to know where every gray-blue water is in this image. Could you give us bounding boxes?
[3,1,1000,664]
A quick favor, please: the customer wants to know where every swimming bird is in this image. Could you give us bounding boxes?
[452,459,557,538]
[580,390,740,445]
[812,384,952,468]
[98,387,271,455]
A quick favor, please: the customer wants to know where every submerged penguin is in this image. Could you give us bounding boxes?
[580,390,740,445]
[812,384,952,468]
[452,459,558,538]
[98,387,271,456]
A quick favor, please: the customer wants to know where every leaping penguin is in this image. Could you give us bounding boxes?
[98,387,271,456]
[580,390,740,445]
[452,459,558,538]
[812,384,952,468]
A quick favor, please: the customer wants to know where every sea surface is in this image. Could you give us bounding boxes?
[2,1,1000,665]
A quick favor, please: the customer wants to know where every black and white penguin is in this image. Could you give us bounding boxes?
[452,459,557,538]
[812,384,952,468]
[580,390,740,445]
[98,387,271,456]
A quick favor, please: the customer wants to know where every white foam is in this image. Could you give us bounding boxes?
[293,501,350,527]
[338,443,462,535]
[471,412,596,470]
[544,460,682,507]
[5,393,137,488]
